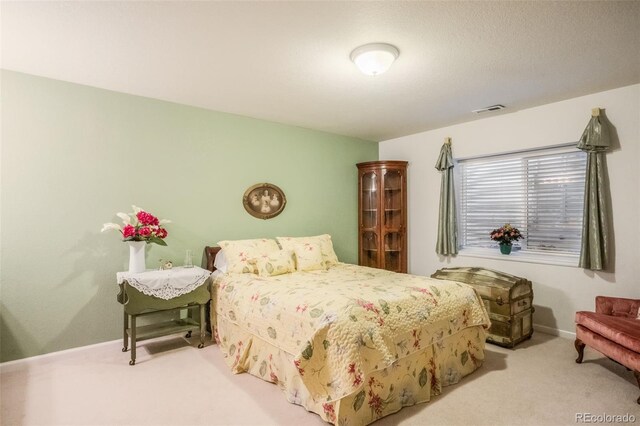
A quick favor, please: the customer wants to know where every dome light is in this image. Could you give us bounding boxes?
[350,43,400,76]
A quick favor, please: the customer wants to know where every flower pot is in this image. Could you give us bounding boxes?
[499,244,512,255]
[128,241,146,273]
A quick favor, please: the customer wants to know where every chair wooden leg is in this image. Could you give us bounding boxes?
[574,338,585,364]
[634,371,640,404]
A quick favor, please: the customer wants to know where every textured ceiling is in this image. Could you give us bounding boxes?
[2,1,639,141]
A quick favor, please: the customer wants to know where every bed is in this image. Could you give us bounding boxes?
[205,243,490,425]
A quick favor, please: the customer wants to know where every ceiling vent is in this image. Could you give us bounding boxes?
[472,104,506,114]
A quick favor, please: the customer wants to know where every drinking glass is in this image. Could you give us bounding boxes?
[184,250,194,268]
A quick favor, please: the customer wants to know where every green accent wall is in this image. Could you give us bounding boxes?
[0,70,377,362]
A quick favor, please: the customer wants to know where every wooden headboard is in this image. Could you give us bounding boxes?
[204,246,222,272]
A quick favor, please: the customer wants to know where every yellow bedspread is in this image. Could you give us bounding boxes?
[212,264,490,406]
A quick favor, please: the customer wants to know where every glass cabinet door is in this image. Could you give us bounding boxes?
[383,169,403,230]
[383,169,404,272]
[361,171,378,229]
[361,231,379,268]
[384,232,403,272]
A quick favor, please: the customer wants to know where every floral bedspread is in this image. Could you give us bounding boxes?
[212,263,490,403]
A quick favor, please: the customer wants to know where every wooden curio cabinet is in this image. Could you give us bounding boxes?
[357,161,408,273]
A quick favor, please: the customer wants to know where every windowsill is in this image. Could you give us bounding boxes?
[457,247,579,268]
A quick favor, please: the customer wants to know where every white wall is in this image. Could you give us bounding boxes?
[379,84,640,337]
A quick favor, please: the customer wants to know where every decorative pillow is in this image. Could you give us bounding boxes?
[216,238,280,274]
[213,250,228,273]
[293,243,325,272]
[276,234,339,268]
[256,250,296,277]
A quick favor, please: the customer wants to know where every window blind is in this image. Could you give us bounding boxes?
[457,146,587,255]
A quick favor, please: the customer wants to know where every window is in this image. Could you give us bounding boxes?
[457,145,587,261]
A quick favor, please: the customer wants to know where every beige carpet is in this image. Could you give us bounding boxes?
[1,332,639,425]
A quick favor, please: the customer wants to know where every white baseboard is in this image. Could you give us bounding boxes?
[534,323,576,339]
[0,338,121,374]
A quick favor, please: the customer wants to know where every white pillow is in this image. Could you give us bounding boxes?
[213,250,228,274]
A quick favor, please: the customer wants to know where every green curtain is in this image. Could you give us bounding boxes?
[435,142,458,255]
[577,112,611,270]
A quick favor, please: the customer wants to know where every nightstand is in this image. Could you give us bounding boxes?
[116,266,211,365]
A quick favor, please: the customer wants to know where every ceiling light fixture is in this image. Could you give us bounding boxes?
[350,43,400,76]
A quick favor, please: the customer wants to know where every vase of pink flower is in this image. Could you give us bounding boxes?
[489,224,523,255]
[101,206,171,273]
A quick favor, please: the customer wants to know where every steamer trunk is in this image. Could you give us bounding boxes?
[431,267,534,348]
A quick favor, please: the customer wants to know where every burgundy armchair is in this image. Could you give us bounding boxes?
[575,296,640,404]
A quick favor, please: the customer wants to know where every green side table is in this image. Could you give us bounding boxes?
[116,266,211,365]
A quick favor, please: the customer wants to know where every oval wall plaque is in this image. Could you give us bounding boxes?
[242,183,287,220]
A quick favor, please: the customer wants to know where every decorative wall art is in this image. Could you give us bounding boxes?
[243,183,287,219]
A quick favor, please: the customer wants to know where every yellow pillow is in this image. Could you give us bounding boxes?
[293,243,325,272]
[217,238,280,274]
[276,234,339,268]
[256,250,296,277]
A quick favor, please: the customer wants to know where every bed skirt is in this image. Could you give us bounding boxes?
[212,313,486,425]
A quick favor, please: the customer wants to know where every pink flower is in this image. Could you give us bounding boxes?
[322,403,336,422]
[353,373,363,386]
[104,207,170,247]
[122,224,136,238]
[357,299,379,314]
[490,224,523,243]
[136,211,159,226]
[322,402,335,414]
[368,393,383,416]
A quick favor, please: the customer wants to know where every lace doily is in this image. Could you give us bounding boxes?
[117,266,211,300]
